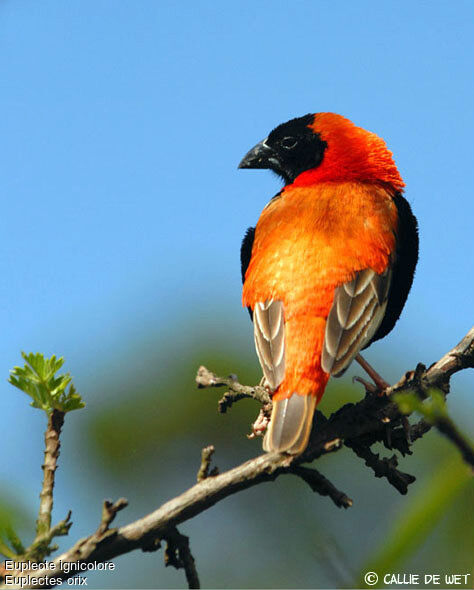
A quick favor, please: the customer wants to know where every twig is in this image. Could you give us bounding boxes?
[97,498,129,536]
[423,326,474,390]
[196,446,218,482]
[290,466,353,508]
[344,441,416,494]
[21,512,72,562]
[390,419,431,453]
[163,526,200,589]
[195,366,271,412]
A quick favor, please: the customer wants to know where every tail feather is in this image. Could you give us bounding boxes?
[263,394,317,454]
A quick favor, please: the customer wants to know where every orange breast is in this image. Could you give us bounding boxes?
[243,181,398,399]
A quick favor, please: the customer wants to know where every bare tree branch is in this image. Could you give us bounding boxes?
[1,327,472,589]
[423,326,474,388]
[163,526,200,589]
[344,440,416,494]
[290,466,353,508]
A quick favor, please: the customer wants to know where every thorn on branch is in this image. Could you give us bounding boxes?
[163,526,200,589]
[197,446,219,482]
[290,466,353,509]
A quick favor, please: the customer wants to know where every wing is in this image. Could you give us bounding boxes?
[321,192,418,377]
[240,226,255,284]
[253,299,285,390]
[367,192,419,346]
[240,226,255,319]
[241,226,285,390]
[321,266,392,377]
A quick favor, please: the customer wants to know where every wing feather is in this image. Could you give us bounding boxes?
[321,266,392,377]
[253,300,285,390]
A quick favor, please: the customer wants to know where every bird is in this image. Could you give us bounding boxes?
[239,112,418,455]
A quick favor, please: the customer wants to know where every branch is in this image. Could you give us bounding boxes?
[434,417,474,467]
[19,410,72,563]
[97,499,129,536]
[37,410,65,537]
[196,366,271,412]
[290,466,353,508]
[2,327,472,589]
[344,441,416,494]
[0,450,348,589]
[423,326,474,389]
[21,513,72,563]
[163,526,200,589]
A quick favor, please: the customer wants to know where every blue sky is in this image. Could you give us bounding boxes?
[0,0,473,580]
[2,1,472,380]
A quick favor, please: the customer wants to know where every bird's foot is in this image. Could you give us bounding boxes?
[355,354,390,395]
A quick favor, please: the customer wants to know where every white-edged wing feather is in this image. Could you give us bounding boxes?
[321,267,392,377]
[253,299,285,390]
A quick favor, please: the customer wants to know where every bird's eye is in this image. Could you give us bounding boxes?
[280,136,298,149]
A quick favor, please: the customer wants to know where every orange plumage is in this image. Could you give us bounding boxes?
[239,113,418,454]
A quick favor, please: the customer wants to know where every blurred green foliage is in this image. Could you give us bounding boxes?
[394,388,448,422]
[2,320,473,588]
[360,456,472,588]
[0,490,31,560]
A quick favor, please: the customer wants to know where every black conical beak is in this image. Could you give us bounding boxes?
[238,139,278,170]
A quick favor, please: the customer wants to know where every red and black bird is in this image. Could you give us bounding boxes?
[239,113,418,454]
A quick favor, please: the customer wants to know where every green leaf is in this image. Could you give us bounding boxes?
[8,352,85,415]
[359,456,472,588]
[394,388,448,423]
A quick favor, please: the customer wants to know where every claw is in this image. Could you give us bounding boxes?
[353,375,377,394]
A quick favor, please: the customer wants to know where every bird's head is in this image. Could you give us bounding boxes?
[239,112,404,192]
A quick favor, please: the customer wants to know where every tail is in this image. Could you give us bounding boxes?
[263,394,317,454]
